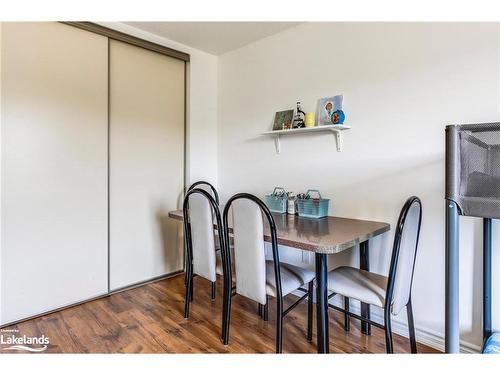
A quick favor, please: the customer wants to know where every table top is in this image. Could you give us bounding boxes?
[168,209,390,254]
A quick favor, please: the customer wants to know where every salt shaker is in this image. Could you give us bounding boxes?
[287,192,296,215]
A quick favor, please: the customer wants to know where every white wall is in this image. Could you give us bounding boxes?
[218,22,500,352]
[100,22,219,189]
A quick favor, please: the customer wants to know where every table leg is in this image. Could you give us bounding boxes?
[360,240,371,335]
[483,218,492,342]
[315,253,329,353]
[445,199,459,353]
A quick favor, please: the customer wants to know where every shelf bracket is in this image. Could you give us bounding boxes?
[331,129,343,152]
[274,135,281,154]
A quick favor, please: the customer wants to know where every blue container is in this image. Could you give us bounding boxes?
[297,189,330,218]
[265,187,288,214]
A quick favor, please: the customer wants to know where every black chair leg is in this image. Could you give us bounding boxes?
[276,296,283,353]
[184,266,193,319]
[189,275,194,302]
[258,303,263,318]
[211,281,216,300]
[307,281,313,341]
[222,287,232,345]
[384,310,394,354]
[407,298,417,353]
[344,296,350,332]
[264,295,269,321]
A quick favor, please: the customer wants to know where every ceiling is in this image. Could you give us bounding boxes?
[125,22,302,55]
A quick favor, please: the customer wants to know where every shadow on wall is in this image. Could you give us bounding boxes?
[155,197,184,276]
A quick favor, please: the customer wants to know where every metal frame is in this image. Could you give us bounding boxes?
[221,193,313,353]
[328,196,422,354]
[483,218,492,342]
[187,181,220,205]
[445,123,498,353]
[445,199,460,353]
[446,206,495,353]
[185,181,220,297]
[183,188,225,319]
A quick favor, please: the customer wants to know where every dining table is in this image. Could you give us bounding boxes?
[168,208,390,353]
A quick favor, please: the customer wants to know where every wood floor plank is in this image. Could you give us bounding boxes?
[0,274,439,354]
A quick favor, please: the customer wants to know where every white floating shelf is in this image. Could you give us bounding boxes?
[262,124,350,154]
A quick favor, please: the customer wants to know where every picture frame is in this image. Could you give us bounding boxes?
[317,95,344,126]
[272,109,295,131]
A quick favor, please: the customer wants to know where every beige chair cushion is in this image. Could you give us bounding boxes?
[231,200,268,304]
[266,261,315,298]
[391,200,421,315]
[326,266,388,308]
[188,193,217,282]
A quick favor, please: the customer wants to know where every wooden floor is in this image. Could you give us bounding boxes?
[2,274,438,354]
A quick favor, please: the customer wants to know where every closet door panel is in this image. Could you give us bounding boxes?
[109,40,185,290]
[0,22,108,324]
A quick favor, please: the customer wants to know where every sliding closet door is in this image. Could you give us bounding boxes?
[109,40,185,290]
[0,23,108,324]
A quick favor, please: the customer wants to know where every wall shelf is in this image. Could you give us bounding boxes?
[261,124,350,154]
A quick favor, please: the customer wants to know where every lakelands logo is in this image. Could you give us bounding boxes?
[0,329,49,352]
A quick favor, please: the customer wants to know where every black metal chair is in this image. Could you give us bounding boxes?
[325,196,422,353]
[184,181,222,300]
[221,193,315,353]
[183,188,225,318]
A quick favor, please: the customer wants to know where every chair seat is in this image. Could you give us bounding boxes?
[266,261,315,298]
[326,266,388,308]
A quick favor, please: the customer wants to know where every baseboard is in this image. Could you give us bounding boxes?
[109,270,184,294]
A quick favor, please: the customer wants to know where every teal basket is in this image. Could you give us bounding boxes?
[265,187,288,214]
[297,190,330,218]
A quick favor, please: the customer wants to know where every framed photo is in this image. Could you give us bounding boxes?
[318,95,344,126]
[272,109,294,131]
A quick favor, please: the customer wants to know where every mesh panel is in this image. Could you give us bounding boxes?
[447,123,500,218]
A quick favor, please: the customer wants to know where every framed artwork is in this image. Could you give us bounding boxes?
[272,109,294,131]
[318,95,345,126]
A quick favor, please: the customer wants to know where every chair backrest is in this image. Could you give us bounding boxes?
[385,196,422,315]
[183,188,223,283]
[187,181,219,205]
[222,193,281,305]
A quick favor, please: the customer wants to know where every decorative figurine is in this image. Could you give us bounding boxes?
[331,109,345,125]
[293,101,306,128]
[318,95,345,125]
